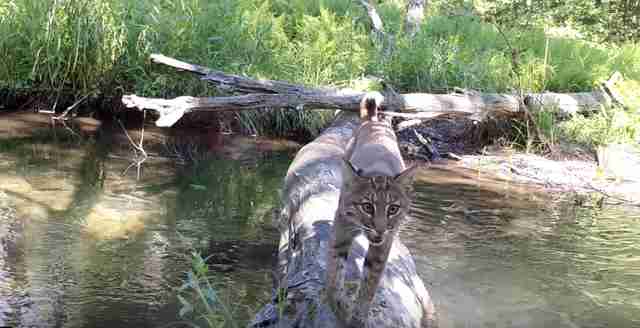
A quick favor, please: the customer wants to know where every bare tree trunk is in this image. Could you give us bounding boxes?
[405,0,427,38]
[250,114,437,328]
[357,0,386,43]
[356,0,395,58]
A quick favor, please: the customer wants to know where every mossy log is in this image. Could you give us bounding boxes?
[121,54,618,127]
[249,114,437,328]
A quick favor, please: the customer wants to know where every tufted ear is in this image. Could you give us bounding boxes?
[341,158,362,181]
[394,165,419,186]
[342,158,362,180]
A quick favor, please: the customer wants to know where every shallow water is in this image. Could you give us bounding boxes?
[408,166,640,328]
[1,127,639,328]
[0,128,290,327]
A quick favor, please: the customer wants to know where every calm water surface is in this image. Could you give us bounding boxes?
[0,128,638,328]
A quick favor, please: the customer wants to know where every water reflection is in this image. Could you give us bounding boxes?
[406,164,640,328]
[0,129,291,328]
[2,125,639,328]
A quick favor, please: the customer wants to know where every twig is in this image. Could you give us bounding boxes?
[583,182,640,207]
[601,71,625,108]
[57,119,81,138]
[52,94,90,121]
[413,129,438,159]
[117,112,148,180]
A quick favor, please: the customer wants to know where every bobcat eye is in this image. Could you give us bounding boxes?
[387,205,400,216]
[360,202,374,215]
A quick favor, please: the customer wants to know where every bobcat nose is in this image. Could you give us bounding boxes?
[370,234,384,246]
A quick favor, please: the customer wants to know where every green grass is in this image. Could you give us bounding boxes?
[384,14,640,93]
[177,252,239,328]
[1,0,639,140]
[561,106,640,148]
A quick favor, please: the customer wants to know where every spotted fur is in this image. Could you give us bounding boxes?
[326,92,418,327]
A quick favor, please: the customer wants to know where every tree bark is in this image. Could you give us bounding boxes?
[523,91,612,116]
[149,54,350,96]
[356,0,395,58]
[122,54,619,127]
[357,1,386,43]
[250,114,436,328]
[405,0,427,38]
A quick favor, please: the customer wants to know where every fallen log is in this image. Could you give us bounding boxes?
[250,114,436,328]
[123,54,619,128]
[149,54,347,96]
[122,92,523,127]
[524,91,611,116]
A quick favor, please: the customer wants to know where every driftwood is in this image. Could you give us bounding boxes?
[250,114,436,328]
[122,54,620,128]
[524,91,611,116]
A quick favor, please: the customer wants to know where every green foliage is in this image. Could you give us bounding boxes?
[561,105,640,148]
[382,15,515,92]
[508,108,561,153]
[1,0,639,142]
[380,13,640,93]
[477,0,640,42]
[0,0,128,91]
[178,252,238,328]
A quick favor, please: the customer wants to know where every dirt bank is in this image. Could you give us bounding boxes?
[396,117,640,206]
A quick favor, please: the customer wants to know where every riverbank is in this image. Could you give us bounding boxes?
[396,116,640,206]
[2,109,639,328]
[4,109,638,207]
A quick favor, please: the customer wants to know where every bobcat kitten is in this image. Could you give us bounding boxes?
[326,92,418,327]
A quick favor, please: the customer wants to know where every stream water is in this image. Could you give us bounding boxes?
[0,125,638,328]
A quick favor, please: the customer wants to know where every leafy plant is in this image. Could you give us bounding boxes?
[561,105,640,148]
[177,252,238,328]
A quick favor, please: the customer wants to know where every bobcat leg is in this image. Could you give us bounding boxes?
[350,236,394,328]
[325,217,359,315]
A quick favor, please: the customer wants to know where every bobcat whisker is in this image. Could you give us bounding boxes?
[326,92,418,327]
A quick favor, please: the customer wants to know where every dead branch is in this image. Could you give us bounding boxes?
[118,112,148,180]
[151,54,347,96]
[123,91,524,127]
[52,94,90,121]
[123,54,620,127]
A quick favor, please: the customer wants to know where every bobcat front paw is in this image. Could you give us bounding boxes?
[323,290,337,312]
[348,303,370,328]
[348,314,367,328]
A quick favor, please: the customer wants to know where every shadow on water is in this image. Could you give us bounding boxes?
[406,164,640,328]
[0,120,294,328]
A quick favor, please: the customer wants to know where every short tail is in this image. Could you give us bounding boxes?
[359,91,384,121]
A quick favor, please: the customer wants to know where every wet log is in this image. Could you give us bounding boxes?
[122,54,619,127]
[250,114,436,328]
